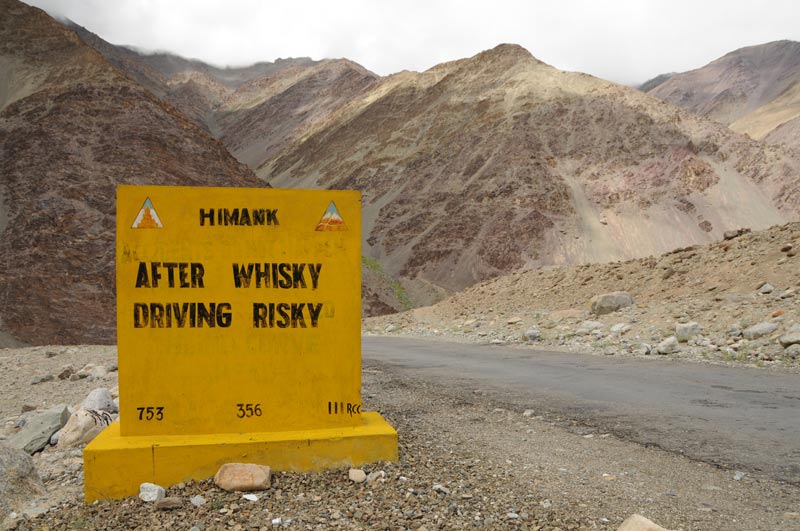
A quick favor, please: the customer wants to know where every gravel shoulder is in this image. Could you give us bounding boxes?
[1,344,799,530]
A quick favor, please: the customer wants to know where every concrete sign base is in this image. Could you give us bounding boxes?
[84,412,397,501]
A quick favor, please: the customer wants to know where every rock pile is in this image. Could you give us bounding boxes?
[366,222,800,369]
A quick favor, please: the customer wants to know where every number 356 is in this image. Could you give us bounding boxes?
[236,403,262,418]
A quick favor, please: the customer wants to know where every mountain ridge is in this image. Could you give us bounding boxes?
[646,40,800,149]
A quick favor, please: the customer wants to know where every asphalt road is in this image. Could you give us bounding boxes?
[363,336,800,484]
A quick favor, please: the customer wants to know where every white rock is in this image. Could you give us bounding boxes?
[617,514,672,531]
[58,409,113,448]
[522,327,541,341]
[590,291,634,315]
[138,482,165,502]
[242,493,259,502]
[657,336,679,355]
[522,409,535,417]
[89,366,108,379]
[348,468,367,483]
[610,323,631,335]
[384,324,397,333]
[366,470,385,483]
[189,495,206,507]
[81,388,117,413]
[758,283,774,294]
[675,322,702,342]
[742,322,779,340]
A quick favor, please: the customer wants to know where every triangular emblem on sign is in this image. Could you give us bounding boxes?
[315,201,347,231]
[132,198,163,229]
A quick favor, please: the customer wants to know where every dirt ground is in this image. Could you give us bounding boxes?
[1,345,799,530]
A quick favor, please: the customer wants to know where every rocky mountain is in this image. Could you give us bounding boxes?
[0,0,265,346]
[67,22,379,165]
[65,21,320,132]
[645,41,800,147]
[258,44,800,309]
[42,22,800,317]
[637,72,674,93]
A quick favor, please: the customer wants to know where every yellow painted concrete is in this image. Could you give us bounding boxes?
[116,186,363,436]
[89,185,398,502]
[84,412,398,501]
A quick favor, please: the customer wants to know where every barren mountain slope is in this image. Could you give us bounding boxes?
[261,44,800,308]
[66,21,319,134]
[647,40,800,147]
[367,221,800,369]
[217,59,379,168]
[730,80,800,142]
[0,0,265,346]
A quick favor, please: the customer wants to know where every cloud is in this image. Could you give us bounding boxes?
[24,0,800,84]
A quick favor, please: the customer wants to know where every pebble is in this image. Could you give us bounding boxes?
[432,484,450,495]
[190,495,207,507]
[759,283,774,294]
[154,496,182,510]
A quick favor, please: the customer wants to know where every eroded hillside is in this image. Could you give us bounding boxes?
[0,0,265,345]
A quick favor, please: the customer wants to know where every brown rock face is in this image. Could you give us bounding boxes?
[0,0,265,345]
[259,44,800,304]
[646,40,800,148]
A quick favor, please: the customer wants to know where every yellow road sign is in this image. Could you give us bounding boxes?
[116,185,363,436]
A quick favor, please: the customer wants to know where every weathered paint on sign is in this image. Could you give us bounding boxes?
[116,185,362,436]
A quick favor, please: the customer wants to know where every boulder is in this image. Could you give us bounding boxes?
[779,324,800,348]
[675,322,702,343]
[214,463,271,491]
[58,409,114,448]
[0,445,45,519]
[657,336,679,355]
[742,322,779,340]
[617,514,672,531]
[784,344,800,358]
[590,292,633,315]
[7,404,70,454]
[81,388,117,413]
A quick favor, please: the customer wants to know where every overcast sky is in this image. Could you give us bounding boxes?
[24,0,800,85]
